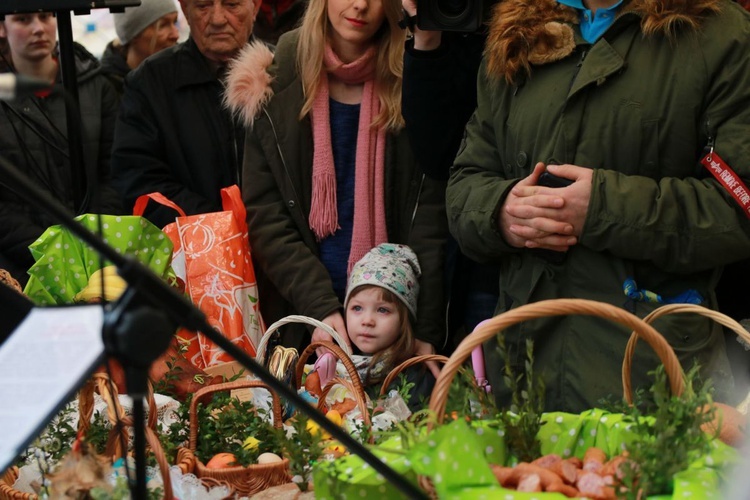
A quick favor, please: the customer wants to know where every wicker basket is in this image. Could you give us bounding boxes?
[293,341,362,390]
[179,379,291,497]
[428,298,685,424]
[622,303,750,403]
[256,315,352,366]
[0,373,173,500]
[378,354,449,398]
[420,298,688,497]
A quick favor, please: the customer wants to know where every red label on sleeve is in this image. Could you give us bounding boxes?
[701,151,750,219]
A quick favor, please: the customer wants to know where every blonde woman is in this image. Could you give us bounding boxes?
[225,0,447,364]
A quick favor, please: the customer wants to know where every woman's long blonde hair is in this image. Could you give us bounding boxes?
[296,0,406,131]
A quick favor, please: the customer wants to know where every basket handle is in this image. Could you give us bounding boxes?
[255,315,352,365]
[318,376,373,442]
[623,303,750,403]
[427,298,685,425]
[109,414,173,499]
[379,355,449,397]
[294,341,364,392]
[188,379,284,451]
[79,373,128,459]
[77,373,172,498]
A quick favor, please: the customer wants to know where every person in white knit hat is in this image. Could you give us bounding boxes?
[308,243,436,411]
[343,244,435,404]
[101,0,179,94]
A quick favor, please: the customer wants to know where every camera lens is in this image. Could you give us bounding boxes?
[436,0,468,18]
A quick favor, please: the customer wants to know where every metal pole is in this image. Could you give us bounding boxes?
[54,11,88,214]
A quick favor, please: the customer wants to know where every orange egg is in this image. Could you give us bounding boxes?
[205,452,237,469]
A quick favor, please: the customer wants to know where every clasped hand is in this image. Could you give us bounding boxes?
[500,162,592,252]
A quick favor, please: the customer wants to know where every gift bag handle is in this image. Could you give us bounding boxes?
[133,192,187,218]
[220,185,248,233]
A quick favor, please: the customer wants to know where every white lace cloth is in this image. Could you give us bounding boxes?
[13,461,233,499]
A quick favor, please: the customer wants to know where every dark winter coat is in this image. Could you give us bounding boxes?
[0,43,122,285]
[402,31,500,349]
[447,0,750,412]
[111,37,244,227]
[225,30,448,351]
[100,40,130,96]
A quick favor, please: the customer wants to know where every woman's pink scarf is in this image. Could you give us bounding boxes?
[308,43,388,272]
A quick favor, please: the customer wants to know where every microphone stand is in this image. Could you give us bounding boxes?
[0,152,427,500]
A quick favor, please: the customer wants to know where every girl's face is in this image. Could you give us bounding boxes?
[326,0,385,62]
[0,13,57,64]
[346,287,401,354]
[130,12,179,58]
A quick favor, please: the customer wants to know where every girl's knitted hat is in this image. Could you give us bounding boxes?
[344,243,421,319]
[114,0,177,45]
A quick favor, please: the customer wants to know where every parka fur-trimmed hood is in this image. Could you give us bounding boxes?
[224,40,275,127]
[485,0,723,83]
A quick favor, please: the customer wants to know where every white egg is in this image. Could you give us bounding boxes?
[257,452,283,464]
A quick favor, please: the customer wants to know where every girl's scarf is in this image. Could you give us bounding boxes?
[308,43,388,272]
[350,354,391,384]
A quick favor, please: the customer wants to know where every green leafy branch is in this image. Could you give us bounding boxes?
[496,336,545,463]
[617,363,717,498]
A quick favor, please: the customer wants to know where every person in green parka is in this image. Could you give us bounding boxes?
[446,0,750,413]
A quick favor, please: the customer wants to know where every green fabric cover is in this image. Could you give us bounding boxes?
[313,409,739,499]
[23,214,174,305]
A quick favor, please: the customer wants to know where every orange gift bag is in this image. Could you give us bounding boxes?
[134,185,264,369]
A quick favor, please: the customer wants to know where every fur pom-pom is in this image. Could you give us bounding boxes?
[224,41,275,127]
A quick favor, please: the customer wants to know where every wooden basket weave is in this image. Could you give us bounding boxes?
[0,373,173,500]
[180,379,291,497]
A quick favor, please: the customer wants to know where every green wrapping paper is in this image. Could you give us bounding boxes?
[313,409,739,499]
[314,434,419,499]
[23,214,175,305]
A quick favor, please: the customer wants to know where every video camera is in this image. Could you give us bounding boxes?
[416,0,486,32]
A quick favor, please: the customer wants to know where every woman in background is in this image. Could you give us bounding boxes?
[225,0,447,364]
[101,0,180,95]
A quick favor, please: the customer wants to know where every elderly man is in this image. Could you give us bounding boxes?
[111,0,262,227]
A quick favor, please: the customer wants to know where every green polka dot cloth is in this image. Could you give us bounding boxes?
[314,434,420,499]
[313,409,739,499]
[23,214,175,305]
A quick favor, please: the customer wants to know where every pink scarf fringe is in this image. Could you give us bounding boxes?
[309,44,388,272]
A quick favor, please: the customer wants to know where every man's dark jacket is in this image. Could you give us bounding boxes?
[111,37,243,227]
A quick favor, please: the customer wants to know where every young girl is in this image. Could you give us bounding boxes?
[0,12,122,286]
[341,243,433,408]
[225,0,447,358]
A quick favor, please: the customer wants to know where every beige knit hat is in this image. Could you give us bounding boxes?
[345,243,421,319]
[113,0,177,45]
